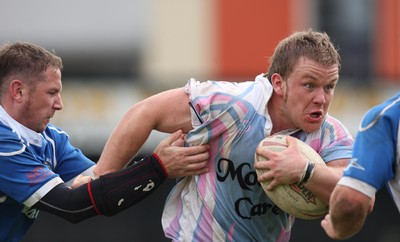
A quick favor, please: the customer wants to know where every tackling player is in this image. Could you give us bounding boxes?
[0,42,209,241]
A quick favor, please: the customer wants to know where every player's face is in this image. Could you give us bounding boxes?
[281,57,338,132]
[22,67,63,132]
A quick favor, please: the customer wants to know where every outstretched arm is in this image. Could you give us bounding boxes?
[34,154,168,223]
[93,87,201,177]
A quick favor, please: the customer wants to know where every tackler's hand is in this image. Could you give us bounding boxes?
[70,174,92,189]
[154,130,209,178]
[321,213,341,239]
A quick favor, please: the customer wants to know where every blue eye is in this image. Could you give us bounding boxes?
[325,85,335,91]
[305,83,314,90]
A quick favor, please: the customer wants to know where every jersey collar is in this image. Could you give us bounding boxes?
[0,105,44,146]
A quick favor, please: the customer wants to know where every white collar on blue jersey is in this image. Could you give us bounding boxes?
[0,105,44,146]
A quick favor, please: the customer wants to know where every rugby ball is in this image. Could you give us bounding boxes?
[254,134,329,220]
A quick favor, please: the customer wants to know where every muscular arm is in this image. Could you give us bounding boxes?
[321,185,372,240]
[93,88,194,176]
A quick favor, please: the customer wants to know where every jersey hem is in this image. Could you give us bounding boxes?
[338,176,377,198]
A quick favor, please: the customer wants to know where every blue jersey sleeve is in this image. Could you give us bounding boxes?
[0,124,95,204]
[343,94,399,191]
[0,126,59,203]
[46,125,95,183]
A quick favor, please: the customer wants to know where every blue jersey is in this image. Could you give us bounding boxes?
[0,106,95,241]
[339,92,400,211]
[162,75,354,242]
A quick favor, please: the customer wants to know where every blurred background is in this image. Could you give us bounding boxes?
[1,0,399,241]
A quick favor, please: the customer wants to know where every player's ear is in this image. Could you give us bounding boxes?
[270,73,285,95]
[9,79,25,102]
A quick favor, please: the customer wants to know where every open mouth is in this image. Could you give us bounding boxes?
[309,111,323,119]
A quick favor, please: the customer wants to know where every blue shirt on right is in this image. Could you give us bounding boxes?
[339,92,400,212]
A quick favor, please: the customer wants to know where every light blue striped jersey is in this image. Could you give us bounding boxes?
[162,75,353,242]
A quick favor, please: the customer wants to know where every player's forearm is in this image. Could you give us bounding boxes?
[328,186,370,239]
[89,154,167,216]
[329,200,366,239]
[34,154,167,223]
[304,164,344,204]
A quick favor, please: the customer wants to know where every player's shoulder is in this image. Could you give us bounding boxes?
[44,124,70,140]
[0,122,26,154]
[305,114,353,147]
[187,77,258,95]
[0,120,14,133]
[0,121,23,141]
[321,114,350,133]
[361,92,400,130]
[323,114,342,124]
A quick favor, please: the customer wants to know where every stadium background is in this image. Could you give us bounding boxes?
[0,0,399,241]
